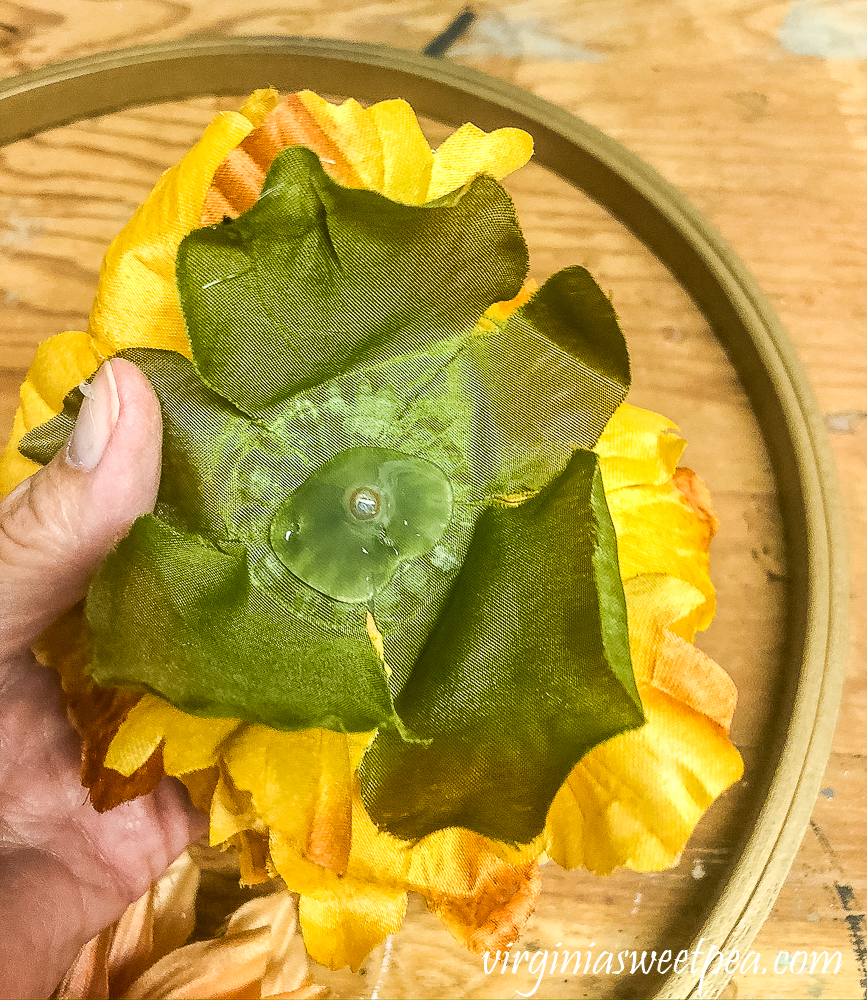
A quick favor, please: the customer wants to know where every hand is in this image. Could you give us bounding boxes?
[0,359,207,999]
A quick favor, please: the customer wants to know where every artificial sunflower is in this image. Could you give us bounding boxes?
[2,90,742,973]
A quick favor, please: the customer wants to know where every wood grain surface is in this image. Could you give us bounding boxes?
[0,3,864,999]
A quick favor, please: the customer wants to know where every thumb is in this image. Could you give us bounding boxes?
[0,358,162,655]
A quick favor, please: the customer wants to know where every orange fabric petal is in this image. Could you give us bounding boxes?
[227,894,317,999]
[623,573,736,729]
[146,854,202,967]
[344,794,536,902]
[263,988,329,999]
[224,727,353,878]
[33,606,163,811]
[52,930,113,999]
[202,93,364,224]
[122,928,272,999]
[653,629,736,732]
[673,465,720,538]
[232,830,273,887]
[201,89,533,227]
[427,860,542,955]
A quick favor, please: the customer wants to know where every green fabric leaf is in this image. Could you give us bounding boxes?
[457,265,631,497]
[359,449,644,844]
[84,513,396,732]
[176,146,528,413]
[19,392,81,465]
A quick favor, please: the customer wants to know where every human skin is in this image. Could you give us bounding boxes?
[0,359,206,998]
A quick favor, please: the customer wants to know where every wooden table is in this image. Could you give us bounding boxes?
[0,3,864,998]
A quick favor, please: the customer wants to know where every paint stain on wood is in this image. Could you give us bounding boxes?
[834,882,867,997]
[811,818,844,872]
[446,8,605,62]
[423,8,477,57]
[826,409,867,434]
[728,91,770,122]
[780,0,867,59]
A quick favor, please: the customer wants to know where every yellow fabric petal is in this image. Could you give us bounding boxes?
[547,687,743,875]
[368,100,434,204]
[248,731,374,896]
[594,402,687,491]
[263,748,544,960]
[1,96,275,498]
[269,789,542,963]
[545,406,739,877]
[346,800,494,895]
[209,771,266,846]
[104,694,239,777]
[19,328,102,413]
[177,767,220,815]
[606,482,715,632]
[0,329,102,495]
[87,109,265,359]
[0,407,40,496]
[343,795,538,899]
[427,123,534,200]
[225,726,353,877]
[673,465,720,538]
[298,886,406,972]
[296,91,385,191]
[346,730,377,769]
[268,829,341,895]
[237,87,281,125]
[234,830,273,887]
[296,90,532,205]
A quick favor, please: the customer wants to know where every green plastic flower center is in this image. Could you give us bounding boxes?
[270,447,453,603]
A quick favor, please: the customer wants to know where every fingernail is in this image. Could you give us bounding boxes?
[66,360,120,470]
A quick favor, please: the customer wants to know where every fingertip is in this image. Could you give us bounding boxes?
[0,359,164,651]
[91,358,163,520]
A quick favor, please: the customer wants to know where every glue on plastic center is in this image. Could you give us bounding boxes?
[349,487,380,520]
